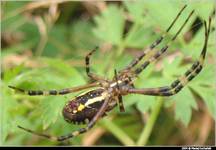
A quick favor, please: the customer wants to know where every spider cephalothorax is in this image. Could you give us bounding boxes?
[9,4,211,141]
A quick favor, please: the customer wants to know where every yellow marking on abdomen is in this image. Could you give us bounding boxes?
[77,104,85,111]
[77,88,104,97]
[84,92,108,107]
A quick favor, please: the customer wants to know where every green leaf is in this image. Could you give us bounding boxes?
[5,58,86,132]
[68,20,99,50]
[3,64,25,82]
[42,58,86,85]
[43,25,69,57]
[189,65,216,119]
[174,87,197,126]
[132,67,158,113]
[161,57,199,126]
[2,64,27,142]
[162,56,187,79]
[136,96,156,113]
[124,0,145,23]
[190,65,215,86]
[142,1,195,36]
[194,86,216,119]
[182,23,215,57]
[188,1,215,20]
[93,5,125,45]
[2,87,19,142]
[40,96,67,130]
[125,25,157,48]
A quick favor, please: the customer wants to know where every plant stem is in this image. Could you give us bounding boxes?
[100,118,135,146]
[136,97,164,146]
[116,41,125,58]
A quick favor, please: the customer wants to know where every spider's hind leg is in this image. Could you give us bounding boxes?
[17,125,90,142]
[122,4,187,72]
[18,96,111,141]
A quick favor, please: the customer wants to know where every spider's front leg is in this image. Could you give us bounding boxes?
[85,47,106,81]
[18,96,111,141]
[125,19,211,97]
[8,82,99,96]
[122,4,187,71]
[133,9,194,75]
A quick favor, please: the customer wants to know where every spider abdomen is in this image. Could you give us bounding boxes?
[62,88,116,124]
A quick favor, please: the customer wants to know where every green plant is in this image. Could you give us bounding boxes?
[1,1,215,146]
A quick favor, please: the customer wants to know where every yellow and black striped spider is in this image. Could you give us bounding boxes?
[9,5,211,142]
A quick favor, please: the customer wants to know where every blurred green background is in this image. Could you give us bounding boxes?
[1,0,215,146]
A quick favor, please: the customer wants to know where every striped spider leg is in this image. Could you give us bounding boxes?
[8,46,104,96]
[8,4,211,142]
[8,47,116,141]
[9,59,113,141]
[86,49,125,113]
[85,46,108,82]
[121,4,188,73]
[18,95,111,141]
[133,9,194,75]
[8,82,100,96]
[123,18,211,97]
[8,46,105,96]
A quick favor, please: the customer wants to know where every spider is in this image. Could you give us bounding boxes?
[9,5,211,142]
